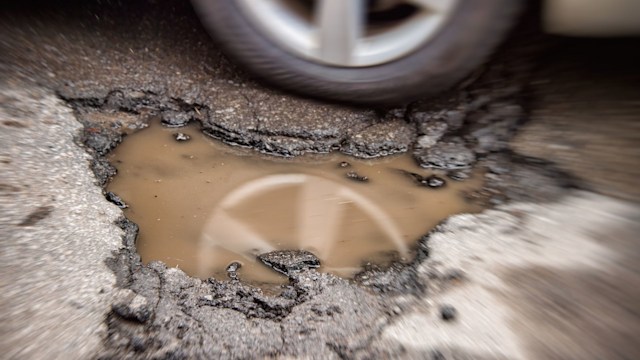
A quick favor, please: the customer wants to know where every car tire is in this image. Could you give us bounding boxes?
[191,0,523,105]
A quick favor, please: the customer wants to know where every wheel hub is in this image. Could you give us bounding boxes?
[236,0,459,67]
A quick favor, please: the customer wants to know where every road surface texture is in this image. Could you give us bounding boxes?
[1,0,639,359]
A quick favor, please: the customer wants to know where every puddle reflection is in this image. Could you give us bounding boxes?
[107,121,483,284]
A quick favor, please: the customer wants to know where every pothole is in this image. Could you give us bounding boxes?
[65,83,578,358]
[106,120,484,285]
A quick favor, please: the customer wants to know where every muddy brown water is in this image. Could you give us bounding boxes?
[107,121,483,285]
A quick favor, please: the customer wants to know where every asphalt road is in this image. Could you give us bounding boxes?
[1,0,639,359]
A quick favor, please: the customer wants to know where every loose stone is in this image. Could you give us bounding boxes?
[258,250,320,276]
[425,175,446,188]
[401,171,446,188]
[174,132,191,141]
[346,171,369,182]
[106,191,128,209]
[440,304,457,321]
[226,261,241,280]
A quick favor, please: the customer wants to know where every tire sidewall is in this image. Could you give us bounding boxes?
[191,0,521,103]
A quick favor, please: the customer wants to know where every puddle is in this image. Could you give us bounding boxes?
[107,121,483,285]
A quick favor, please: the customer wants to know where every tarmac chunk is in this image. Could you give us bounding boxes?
[258,250,320,276]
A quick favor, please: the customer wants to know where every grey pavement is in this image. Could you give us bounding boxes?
[378,191,640,359]
[0,81,123,359]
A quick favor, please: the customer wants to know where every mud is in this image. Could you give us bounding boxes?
[106,120,483,285]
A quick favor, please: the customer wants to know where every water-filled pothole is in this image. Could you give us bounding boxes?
[107,120,483,285]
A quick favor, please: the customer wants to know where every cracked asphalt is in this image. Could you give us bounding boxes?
[1,0,640,359]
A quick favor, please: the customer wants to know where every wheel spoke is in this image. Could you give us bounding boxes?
[200,210,275,257]
[297,178,345,259]
[336,186,410,259]
[315,0,366,65]
[407,0,452,13]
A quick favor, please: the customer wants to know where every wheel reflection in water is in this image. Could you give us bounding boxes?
[107,121,483,285]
